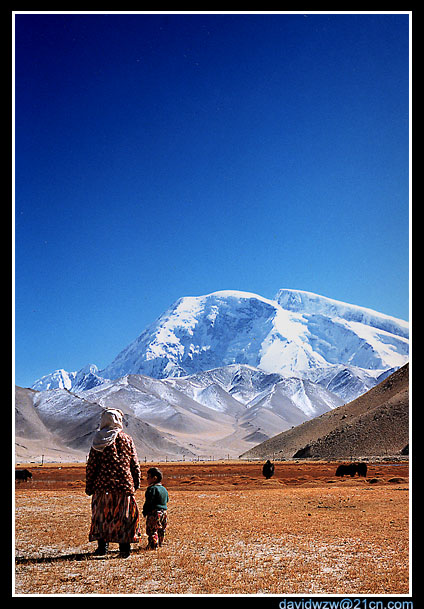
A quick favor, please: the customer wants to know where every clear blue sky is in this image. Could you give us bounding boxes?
[14,12,410,388]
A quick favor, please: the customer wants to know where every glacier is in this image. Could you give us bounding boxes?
[30,288,409,402]
[99,288,408,382]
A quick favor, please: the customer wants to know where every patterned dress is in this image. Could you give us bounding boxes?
[145,510,168,549]
[86,431,141,544]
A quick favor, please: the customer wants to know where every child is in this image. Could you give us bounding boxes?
[142,467,169,549]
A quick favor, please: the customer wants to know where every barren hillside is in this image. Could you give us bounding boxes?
[240,363,409,460]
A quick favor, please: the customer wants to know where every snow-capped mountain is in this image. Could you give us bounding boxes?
[19,288,409,461]
[31,288,409,403]
[32,368,76,391]
[275,289,409,339]
[99,288,408,381]
[32,364,107,392]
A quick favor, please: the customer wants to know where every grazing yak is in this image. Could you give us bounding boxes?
[335,463,367,477]
[356,462,367,477]
[262,460,275,479]
[15,469,32,482]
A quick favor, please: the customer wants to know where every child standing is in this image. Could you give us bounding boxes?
[142,467,169,550]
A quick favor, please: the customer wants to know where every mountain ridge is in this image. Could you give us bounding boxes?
[240,363,409,460]
[17,288,409,462]
[16,363,344,462]
[31,288,408,393]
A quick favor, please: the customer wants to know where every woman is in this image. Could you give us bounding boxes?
[85,408,141,558]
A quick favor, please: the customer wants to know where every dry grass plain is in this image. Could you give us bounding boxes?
[14,460,410,596]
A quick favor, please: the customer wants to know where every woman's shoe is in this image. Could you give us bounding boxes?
[119,543,131,558]
[93,540,109,555]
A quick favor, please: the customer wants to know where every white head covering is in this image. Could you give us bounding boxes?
[92,408,124,452]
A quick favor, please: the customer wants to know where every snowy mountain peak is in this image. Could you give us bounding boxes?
[31,364,106,392]
[24,288,409,461]
[31,288,409,399]
[32,368,75,392]
[275,288,409,339]
[98,288,408,383]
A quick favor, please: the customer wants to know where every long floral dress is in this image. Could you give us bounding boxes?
[86,431,141,544]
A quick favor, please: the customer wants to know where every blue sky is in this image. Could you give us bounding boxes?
[14,12,410,388]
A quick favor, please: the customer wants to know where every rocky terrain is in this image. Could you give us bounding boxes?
[240,363,409,460]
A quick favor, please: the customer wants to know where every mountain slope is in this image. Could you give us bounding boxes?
[240,363,409,460]
[16,363,344,461]
[22,288,408,462]
[31,289,408,409]
[99,289,408,382]
[15,385,197,462]
[15,386,83,462]
[275,289,409,338]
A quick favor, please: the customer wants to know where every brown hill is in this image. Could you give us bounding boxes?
[240,363,409,460]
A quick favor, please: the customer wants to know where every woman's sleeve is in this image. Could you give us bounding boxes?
[85,448,100,495]
[129,438,141,491]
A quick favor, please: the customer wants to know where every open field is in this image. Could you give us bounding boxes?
[14,460,410,595]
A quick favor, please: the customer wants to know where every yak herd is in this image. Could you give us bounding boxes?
[261,460,368,479]
[15,461,368,484]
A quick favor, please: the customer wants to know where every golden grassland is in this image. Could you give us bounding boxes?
[14,461,410,595]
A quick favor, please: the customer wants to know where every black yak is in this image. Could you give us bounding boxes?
[335,463,367,477]
[262,460,275,479]
[335,463,356,477]
[15,469,32,482]
[356,462,367,477]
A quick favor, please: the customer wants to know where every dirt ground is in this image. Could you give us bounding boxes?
[14,460,410,596]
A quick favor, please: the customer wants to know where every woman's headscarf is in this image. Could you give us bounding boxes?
[91,408,124,452]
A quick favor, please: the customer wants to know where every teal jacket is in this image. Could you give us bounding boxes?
[142,483,169,516]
